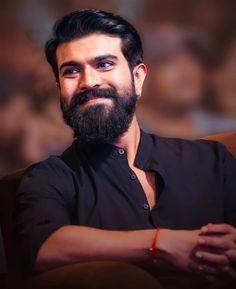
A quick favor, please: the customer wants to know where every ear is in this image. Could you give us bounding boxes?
[132,63,147,99]
[56,81,61,89]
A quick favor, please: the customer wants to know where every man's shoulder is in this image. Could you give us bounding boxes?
[149,132,230,160]
[24,142,78,180]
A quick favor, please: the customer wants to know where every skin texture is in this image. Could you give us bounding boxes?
[35,33,236,281]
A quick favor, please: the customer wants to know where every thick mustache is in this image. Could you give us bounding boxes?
[73,88,117,106]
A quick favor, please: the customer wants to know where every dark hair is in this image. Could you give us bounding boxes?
[45,9,143,82]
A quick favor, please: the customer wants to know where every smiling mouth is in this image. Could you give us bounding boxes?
[80,97,112,108]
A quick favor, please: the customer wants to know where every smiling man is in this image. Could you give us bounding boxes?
[14,9,236,289]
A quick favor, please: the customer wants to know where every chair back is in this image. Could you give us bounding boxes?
[0,169,27,288]
[202,131,236,157]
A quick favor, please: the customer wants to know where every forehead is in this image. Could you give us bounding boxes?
[56,33,125,64]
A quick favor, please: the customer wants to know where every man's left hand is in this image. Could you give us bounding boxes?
[195,223,236,279]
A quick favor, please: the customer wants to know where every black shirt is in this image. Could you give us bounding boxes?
[14,130,236,269]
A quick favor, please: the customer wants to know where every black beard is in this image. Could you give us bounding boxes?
[60,86,138,146]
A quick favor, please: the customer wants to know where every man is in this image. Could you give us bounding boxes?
[14,9,236,289]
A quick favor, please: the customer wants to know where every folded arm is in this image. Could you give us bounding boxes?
[35,225,202,273]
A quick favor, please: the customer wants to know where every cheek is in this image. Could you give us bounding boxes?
[60,79,78,103]
[105,70,123,84]
[105,68,132,91]
[112,62,132,82]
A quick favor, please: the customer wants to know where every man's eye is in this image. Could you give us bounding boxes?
[97,61,114,69]
[63,68,81,76]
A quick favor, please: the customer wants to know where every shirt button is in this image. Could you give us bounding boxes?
[143,203,149,210]
[118,148,125,155]
[130,174,137,180]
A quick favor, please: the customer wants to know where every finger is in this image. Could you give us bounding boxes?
[189,263,218,283]
[201,224,234,235]
[221,265,236,279]
[198,235,233,250]
[197,264,219,275]
[195,251,230,265]
[189,262,219,275]
[225,249,236,263]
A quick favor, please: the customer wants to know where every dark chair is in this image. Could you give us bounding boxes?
[0,169,26,289]
[202,131,236,156]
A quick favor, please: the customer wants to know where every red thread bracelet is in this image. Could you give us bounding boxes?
[149,227,161,261]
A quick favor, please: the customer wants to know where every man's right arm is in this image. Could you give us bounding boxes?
[35,226,154,272]
[35,225,203,273]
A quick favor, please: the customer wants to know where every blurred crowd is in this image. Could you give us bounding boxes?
[0,0,236,176]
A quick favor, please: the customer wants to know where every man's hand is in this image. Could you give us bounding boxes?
[194,223,236,278]
[157,229,205,271]
[157,228,231,281]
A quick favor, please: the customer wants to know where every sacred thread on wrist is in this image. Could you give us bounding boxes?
[149,227,161,261]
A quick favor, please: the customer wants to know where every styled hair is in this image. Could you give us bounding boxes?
[45,9,143,82]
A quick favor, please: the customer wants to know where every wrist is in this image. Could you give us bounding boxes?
[154,229,173,261]
[149,227,161,261]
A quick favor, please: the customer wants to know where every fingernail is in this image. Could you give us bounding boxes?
[198,238,205,244]
[201,226,208,233]
[195,252,202,258]
[198,265,204,271]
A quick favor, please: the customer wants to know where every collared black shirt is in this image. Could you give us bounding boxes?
[14,131,236,269]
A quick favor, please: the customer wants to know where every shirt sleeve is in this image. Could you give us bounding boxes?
[13,157,76,271]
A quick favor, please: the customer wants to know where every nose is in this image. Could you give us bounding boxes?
[79,67,102,91]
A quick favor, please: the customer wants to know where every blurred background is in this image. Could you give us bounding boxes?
[0,0,236,177]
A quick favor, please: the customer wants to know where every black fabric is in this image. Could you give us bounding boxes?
[14,130,236,271]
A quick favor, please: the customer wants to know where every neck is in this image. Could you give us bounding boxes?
[114,115,141,165]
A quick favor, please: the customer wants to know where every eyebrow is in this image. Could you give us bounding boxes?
[94,54,118,61]
[59,54,118,71]
[59,61,80,72]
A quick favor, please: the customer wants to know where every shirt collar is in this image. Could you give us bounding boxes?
[135,130,172,178]
[134,130,158,170]
[74,130,167,172]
